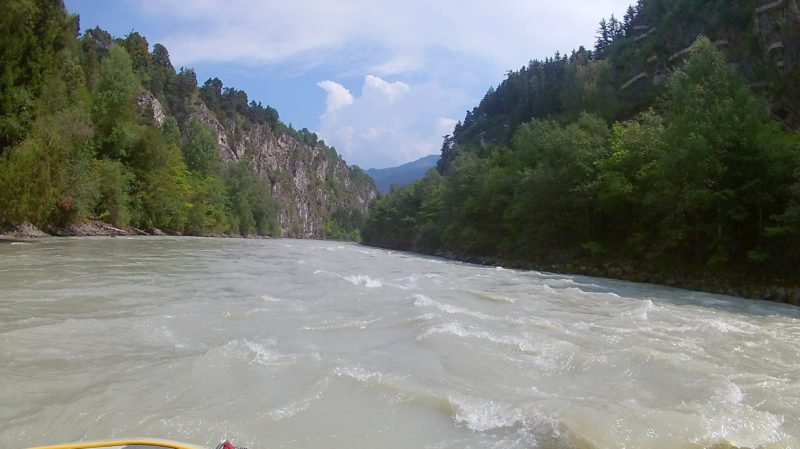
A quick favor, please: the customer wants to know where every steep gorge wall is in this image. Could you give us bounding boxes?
[190,100,377,238]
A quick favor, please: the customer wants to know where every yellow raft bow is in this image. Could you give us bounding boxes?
[26,439,206,449]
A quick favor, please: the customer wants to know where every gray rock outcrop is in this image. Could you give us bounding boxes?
[190,101,377,238]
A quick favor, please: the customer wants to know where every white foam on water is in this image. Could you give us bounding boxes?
[448,395,526,432]
[540,284,558,295]
[561,286,595,297]
[312,269,337,276]
[287,301,307,312]
[713,382,745,405]
[133,320,175,345]
[622,299,655,321]
[261,294,282,303]
[223,338,292,366]
[244,307,270,316]
[700,403,789,449]
[334,365,385,384]
[418,321,538,354]
[464,289,518,304]
[703,317,758,334]
[497,295,518,304]
[343,274,383,288]
[404,313,439,324]
[541,277,579,288]
[331,364,426,404]
[343,245,378,256]
[412,294,514,323]
[302,318,381,331]
[263,377,332,421]
[245,339,279,364]
[389,273,420,290]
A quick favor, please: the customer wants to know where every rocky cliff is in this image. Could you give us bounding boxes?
[188,99,377,239]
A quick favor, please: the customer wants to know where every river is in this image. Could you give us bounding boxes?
[1,237,798,449]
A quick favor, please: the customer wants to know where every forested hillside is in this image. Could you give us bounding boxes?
[362,0,800,301]
[0,0,376,239]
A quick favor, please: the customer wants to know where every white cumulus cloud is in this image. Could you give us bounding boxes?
[363,75,410,102]
[435,117,459,137]
[317,80,354,114]
[317,75,465,169]
[137,0,633,75]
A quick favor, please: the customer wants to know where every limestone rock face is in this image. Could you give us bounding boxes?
[136,90,166,126]
[191,101,237,162]
[190,102,377,239]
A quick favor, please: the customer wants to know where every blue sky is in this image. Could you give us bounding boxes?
[65,0,633,169]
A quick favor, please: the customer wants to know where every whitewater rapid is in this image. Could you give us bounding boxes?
[1,237,798,449]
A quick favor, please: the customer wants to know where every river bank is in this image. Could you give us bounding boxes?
[426,249,800,308]
[356,240,800,307]
[5,220,797,307]
[0,221,157,239]
[0,221,265,240]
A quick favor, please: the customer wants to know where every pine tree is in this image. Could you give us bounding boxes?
[595,18,610,58]
[623,6,636,37]
[608,15,623,41]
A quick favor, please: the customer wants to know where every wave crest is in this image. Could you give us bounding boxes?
[344,274,383,288]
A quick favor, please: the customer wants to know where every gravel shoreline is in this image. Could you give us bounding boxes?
[1,221,148,239]
[0,221,268,241]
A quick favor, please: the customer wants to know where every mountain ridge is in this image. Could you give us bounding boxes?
[366,154,440,194]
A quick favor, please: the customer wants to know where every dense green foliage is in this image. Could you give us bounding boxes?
[0,0,73,149]
[364,33,800,281]
[0,0,364,238]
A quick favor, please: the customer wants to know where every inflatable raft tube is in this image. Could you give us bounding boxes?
[26,439,213,449]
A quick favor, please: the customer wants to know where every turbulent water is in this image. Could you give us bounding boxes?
[1,238,799,449]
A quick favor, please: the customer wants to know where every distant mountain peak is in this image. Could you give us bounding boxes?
[366,154,440,194]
